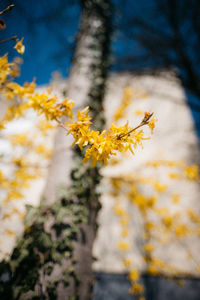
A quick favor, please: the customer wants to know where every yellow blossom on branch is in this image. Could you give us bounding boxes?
[0,54,15,85]
[2,81,35,101]
[14,37,25,54]
[28,93,74,121]
[129,283,144,295]
[0,55,155,168]
[172,194,180,204]
[123,258,132,267]
[174,224,190,237]
[147,264,159,275]
[117,241,131,251]
[168,172,181,179]
[6,229,16,236]
[184,165,199,181]
[67,107,154,167]
[37,119,55,135]
[128,268,140,281]
[153,181,168,193]
[145,222,155,231]
[148,117,158,134]
[143,243,154,252]
[113,86,132,122]
[122,228,129,237]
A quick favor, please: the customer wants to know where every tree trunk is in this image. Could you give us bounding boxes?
[45,1,111,299]
[0,1,112,299]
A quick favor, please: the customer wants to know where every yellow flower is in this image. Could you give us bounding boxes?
[155,208,169,215]
[3,81,35,101]
[123,258,132,267]
[128,268,140,281]
[122,228,129,237]
[174,224,189,237]
[0,122,5,130]
[111,178,122,190]
[153,181,167,193]
[0,54,14,84]
[36,144,52,159]
[113,86,132,122]
[148,118,157,134]
[172,194,180,204]
[59,98,74,119]
[162,215,173,227]
[120,216,129,227]
[134,109,144,116]
[129,283,144,294]
[145,222,155,231]
[184,165,199,181]
[147,264,158,275]
[168,172,181,179]
[117,241,131,251]
[12,208,25,220]
[113,205,126,216]
[143,243,154,252]
[196,265,200,273]
[68,108,153,166]
[187,209,200,223]
[14,37,25,54]
[6,229,16,236]
[37,119,55,135]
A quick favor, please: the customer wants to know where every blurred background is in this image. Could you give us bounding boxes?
[1,0,200,134]
[1,0,200,132]
[0,0,200,299]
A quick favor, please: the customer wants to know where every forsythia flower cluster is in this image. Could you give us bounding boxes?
[28,93,74,121]
[67,107,152,166]
[0,54,155,167]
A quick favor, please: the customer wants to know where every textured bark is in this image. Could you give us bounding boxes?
[44,1,112,299]
[0,2,111,299]
[44,0,110,205]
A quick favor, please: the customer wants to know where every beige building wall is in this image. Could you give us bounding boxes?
[0,72,200,276]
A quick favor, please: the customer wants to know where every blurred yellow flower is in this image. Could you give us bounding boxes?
[14,37,25,54]
[147,117,158,134]
[117,241,131,251]
[123,258,132,267]
[143,243,154,252]
[184,165,199,181]
[128,268,140,281]
[129,283,144,294]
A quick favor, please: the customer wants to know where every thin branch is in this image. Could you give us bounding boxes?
[55,118,68,132]
[117,113,153,139]
[0,35,17,44]
[0,4,15,16]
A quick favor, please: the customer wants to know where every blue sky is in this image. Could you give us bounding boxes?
[1,0,200,137]
[0,0,81,85]
[0,0,158,85]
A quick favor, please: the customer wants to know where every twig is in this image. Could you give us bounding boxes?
[55,118,68,132]
[0,4,15,16]
[117,112,153,139]
[0,35,17,44]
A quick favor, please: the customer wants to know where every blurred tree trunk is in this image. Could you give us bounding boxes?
[43,0,112,298]
[44,0,110,205]
[0,1,112,299]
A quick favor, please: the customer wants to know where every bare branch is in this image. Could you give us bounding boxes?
[0,35,17,45]
[0,4,15,16]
